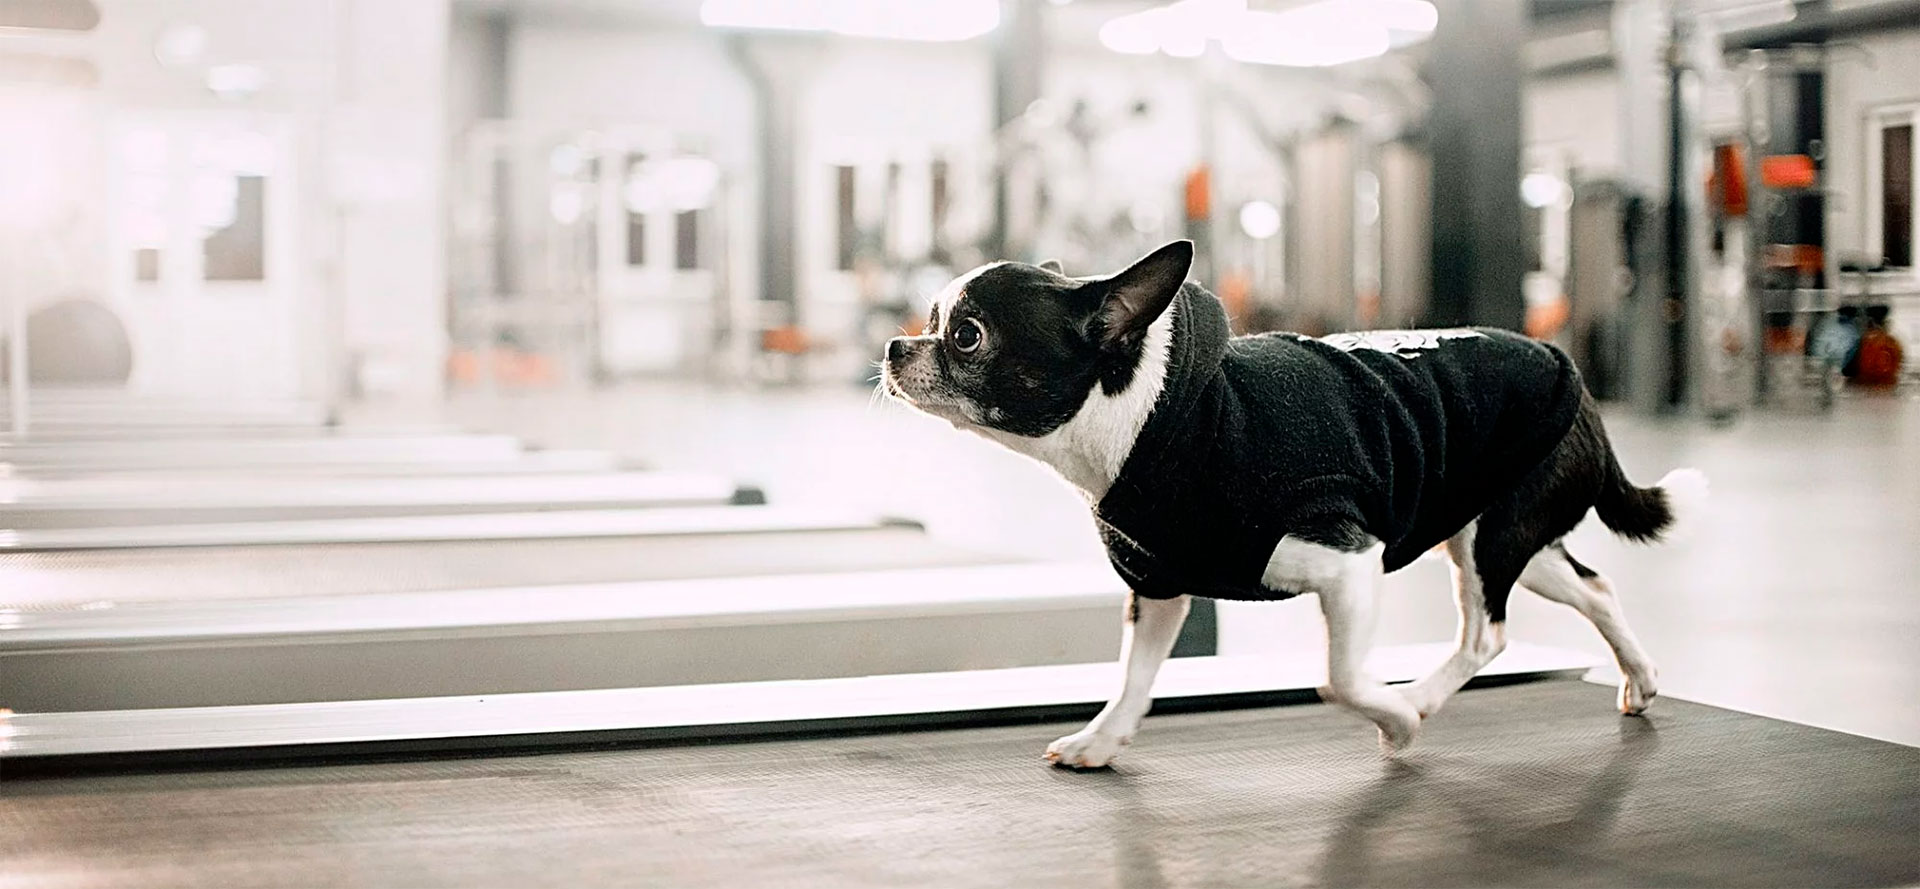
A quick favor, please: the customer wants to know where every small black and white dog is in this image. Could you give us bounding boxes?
[882,239,1707,768]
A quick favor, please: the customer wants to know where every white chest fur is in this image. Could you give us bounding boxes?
[979,302,1177,500]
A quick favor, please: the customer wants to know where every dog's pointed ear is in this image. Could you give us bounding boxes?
[1096,240,1191,351]
[1037,258,1064,274]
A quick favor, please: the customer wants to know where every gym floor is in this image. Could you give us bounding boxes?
[402,380,1920,747]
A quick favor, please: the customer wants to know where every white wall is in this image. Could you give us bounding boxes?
[331,0,451,400]
[505,25,755,167]
[797,38,992,330]
[4,0,451,400]
[1526,68,1622,176]
[1825,27,1920,260]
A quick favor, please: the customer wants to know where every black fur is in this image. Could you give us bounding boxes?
[1562,546,1600,579]
[1468,391,1664,622]
[1289,521,1380,554]
[889,243,1191,437]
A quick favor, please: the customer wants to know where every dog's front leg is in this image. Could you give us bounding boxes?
[1046,592,1190,769]
[1304,540,1423,754]
[1268,535,1422,752]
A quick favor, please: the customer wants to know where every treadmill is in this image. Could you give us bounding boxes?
[12,678,1911,889]
[0,471,762,528]
[0,433,534,471]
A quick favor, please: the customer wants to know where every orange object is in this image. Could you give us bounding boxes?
[1218,270,1252,327]
[1763,325,1804,355]
[1854,326,1905,386]
[1709,144,1749,216]
[762,325,811,355]
[1760,154,1816,189]
[1184,165,1210,221]
[1525,296,1571,341]
[1355,289,1381,329]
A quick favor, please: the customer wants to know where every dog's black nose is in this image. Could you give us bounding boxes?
[886,338,908,363]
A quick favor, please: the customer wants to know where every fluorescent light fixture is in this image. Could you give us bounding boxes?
[204,63,266,100]
[1102,0,1434,66]
[1223,7,1389,67]
[1370,0,1438,33]
[700,0,999,42]
[1098,8,1162,54]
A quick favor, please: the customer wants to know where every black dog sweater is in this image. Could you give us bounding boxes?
[1094,286,1585,601]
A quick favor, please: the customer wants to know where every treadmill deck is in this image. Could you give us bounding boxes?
[4,680,1915,888]
[0,525,986,609]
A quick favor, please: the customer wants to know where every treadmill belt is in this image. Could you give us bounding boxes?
[0,527,993,610]
[5,681,1914,888]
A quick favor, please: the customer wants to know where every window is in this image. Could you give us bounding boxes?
[675,209,700,270]
[626,153,647,267]
[203,174,266,281]
[1867,107,1919,271]
[1884,124,1912,268]
[835,164,857,271]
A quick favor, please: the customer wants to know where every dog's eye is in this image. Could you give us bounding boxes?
[951,318,984,354]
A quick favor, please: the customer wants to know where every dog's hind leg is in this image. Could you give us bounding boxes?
[1398,521,1509,719]
[1521,545,1660,714]
[1046,592,1190,769]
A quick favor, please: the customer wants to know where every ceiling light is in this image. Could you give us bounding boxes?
[1102,0,1434,67]
[1239,200,1280,240]
[701,0,999,42]
[204,63,266,100]
[1098,9,1162,55]
[1222,5,1389,67]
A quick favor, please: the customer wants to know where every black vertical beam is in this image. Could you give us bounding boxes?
[1423,0,1526,331]
[989,0,1043,260]
[1662,18,1692,410]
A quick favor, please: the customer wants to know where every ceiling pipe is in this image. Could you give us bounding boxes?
[1722,0,1920,49]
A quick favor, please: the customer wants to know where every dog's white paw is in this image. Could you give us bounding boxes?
[1045,730,1130,769]
[1619,669,1659,715]
[1377,711,1420,756]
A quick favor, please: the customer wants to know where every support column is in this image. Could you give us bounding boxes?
[1423,0,1526,331]
[989,0,1043,260]
[734,38,813,315]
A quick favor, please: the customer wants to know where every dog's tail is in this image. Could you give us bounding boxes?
[1595,462,1709,545]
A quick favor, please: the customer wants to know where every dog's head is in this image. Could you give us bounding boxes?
[881,240,1192,437]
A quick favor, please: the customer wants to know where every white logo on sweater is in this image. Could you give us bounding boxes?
[1315,329,1484,358]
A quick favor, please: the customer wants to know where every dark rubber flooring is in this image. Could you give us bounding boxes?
[5,680,1916,888]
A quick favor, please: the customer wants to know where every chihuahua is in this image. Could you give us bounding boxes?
[882,239,1706,768]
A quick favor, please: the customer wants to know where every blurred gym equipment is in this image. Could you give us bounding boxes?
[0,471,758,529]
[0,298,134,386]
